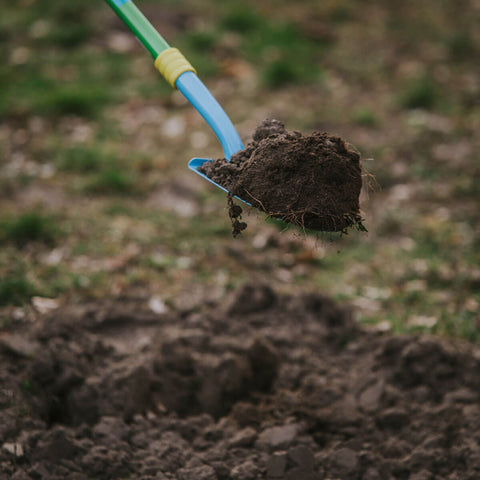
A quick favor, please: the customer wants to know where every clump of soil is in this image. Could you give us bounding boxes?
[1,284,480,479]
[228,193,247,238]
[199,119,366,235]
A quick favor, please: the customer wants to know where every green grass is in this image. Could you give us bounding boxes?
[21,379,33,393]
[0,274,36,306]
[0,46,128,119]
[103,202,136,216]
[376,209,413,237]
[329,5,354,23]
[399,75,439,110]
[0,212,59,247]
[31,0,96,21]
[446,31,476,60]
[179,49,219,78]
[84,169,139,195]
[352,108,379,127]
[437,310,480,342]
[0,0,120,119]
[174,5,326,88]
[56,145,118,173]
[0,0,94,42]
[221,6,263,32]
[0,0,478,344]
[53,143,150,197]
[41,24,93,48]
[241,20,324,84]
[183,30,220,53]
[452,175,480,199]
[37,84,111,118]
[262,59,304,88]
[0,67,116,119]
[178,30,222,77]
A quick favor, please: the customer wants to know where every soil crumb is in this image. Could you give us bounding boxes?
[2,284,480,479]
[228,193,247,238]
[199,119,366,235]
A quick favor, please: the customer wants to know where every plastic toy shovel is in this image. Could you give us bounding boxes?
[104,0,244,193]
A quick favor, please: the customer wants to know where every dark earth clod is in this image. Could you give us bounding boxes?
[228,193,247,237]
[199,119,367,235]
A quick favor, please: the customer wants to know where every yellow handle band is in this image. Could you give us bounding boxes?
[154,48,196,89]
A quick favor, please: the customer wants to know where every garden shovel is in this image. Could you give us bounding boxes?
[104,0,244,195]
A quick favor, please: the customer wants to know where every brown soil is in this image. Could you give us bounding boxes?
[199,120,366,234]
[1,284,480,479]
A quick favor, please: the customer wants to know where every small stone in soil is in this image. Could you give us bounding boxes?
[363,467,382,480]
[228,427,257,448]
[331,447,358,473]
[376,407,409,430]
[266,452,287,477]
[177,465,217,480]
[285,467,321,480]
[287,445,315,471]
[257,424,300,449]
[358,380,384,412]
[230,459,261,480]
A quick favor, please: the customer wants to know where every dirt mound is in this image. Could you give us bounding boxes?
[1,285,480,479]
[199,120,366,235]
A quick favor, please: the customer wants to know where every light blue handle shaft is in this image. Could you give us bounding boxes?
[176,72,243,160]
[106,0,243,161]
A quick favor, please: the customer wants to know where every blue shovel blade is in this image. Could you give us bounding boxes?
[177,73,250,205]
[188,158,251,206]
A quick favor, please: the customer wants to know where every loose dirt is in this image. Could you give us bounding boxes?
[1,284,480,479]
[199,120,366,235]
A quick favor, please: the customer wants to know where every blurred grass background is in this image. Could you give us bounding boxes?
[0,0,479,339]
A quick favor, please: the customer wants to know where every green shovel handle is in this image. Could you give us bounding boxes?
[104,0,244,161]
[104,0,169,58]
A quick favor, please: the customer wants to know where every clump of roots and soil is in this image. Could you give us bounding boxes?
[199,119,367,235]
[2,284,480,479]
[228,193,248,238]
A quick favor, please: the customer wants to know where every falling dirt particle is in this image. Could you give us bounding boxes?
[199,119,367,235]
[228,193,247,238]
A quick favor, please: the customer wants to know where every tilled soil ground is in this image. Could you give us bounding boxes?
[1,284,480,480]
